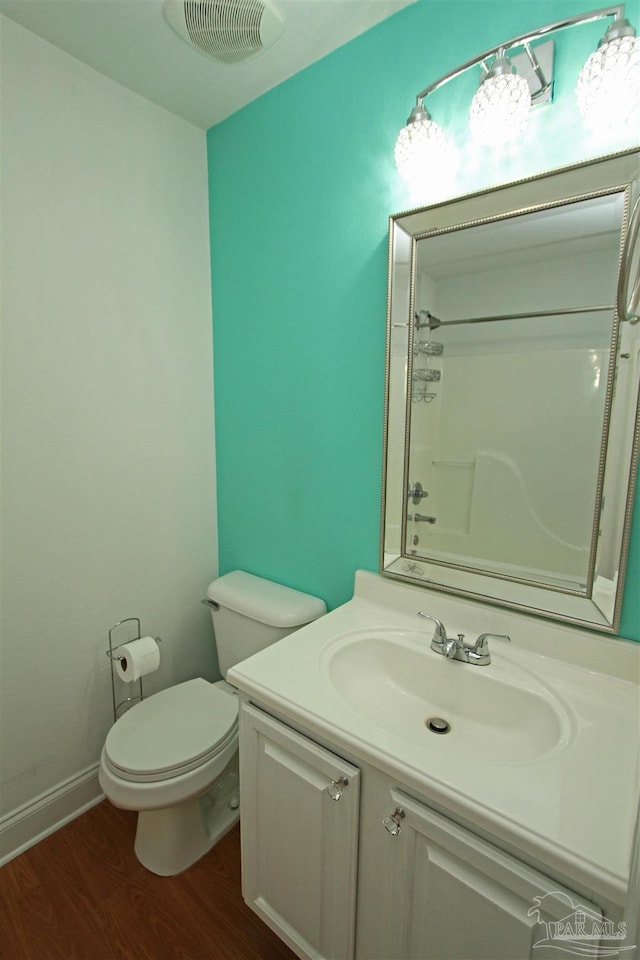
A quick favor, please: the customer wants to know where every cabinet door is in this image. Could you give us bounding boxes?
[239,703,360,960]
[379,789,604,960]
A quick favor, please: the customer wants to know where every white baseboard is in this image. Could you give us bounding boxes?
[0,764,104,867]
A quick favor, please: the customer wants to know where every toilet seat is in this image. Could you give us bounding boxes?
[104,678,238,783]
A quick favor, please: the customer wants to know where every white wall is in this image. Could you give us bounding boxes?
[0,16,218,854]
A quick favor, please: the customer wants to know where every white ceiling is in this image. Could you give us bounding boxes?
[0,0,415,129]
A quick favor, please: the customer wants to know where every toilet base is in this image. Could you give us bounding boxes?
[134,754,240,876]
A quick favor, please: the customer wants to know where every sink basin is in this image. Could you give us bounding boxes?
[322,629,574,762]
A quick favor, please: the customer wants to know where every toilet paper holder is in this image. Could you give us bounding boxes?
[105,618,163,722]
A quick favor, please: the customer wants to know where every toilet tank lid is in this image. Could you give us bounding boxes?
[207,570,326,627]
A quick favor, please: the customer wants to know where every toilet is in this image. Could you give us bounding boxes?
[98,570,326,876]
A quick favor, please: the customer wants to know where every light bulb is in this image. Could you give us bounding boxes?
[576,23,640,132]
[394,104,453,186]
[469,55,531,146]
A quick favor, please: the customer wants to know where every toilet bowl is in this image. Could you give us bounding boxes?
[99,678,240,876]
[98,571,326,875]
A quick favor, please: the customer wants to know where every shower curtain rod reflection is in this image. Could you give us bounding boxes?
[417,304,614,328]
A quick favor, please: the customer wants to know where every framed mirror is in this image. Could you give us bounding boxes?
[381,150,640,633]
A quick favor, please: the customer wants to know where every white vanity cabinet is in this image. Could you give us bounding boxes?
[357,783,604,960]
[239,702,360,960]
[240,702,607,960]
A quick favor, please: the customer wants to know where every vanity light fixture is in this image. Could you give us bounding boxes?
[576,15,640,131]
[394,103,454,185]
[468,49,532,145]
[395,4,639,182]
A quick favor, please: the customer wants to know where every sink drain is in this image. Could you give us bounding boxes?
[425,716,451,734]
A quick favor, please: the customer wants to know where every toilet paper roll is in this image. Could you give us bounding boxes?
[115,636,160,683]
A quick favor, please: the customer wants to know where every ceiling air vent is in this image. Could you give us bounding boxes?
[163,0,284,65]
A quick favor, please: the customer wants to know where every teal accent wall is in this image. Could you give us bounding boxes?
[207,0,640,639]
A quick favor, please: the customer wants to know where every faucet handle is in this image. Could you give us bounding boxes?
[418,611,461,659]
[417,611,447,643]
[473,633,511,657]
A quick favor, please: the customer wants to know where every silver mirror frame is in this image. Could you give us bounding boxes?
[381,149,640,634]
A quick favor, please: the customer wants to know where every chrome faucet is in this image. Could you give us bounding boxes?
[418,612,510,666]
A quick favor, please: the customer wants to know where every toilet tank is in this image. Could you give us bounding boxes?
[206,570,327,679]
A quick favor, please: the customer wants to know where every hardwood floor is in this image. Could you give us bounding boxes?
[0,801,297,960]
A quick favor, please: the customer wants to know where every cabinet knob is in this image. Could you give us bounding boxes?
[383,807,405,836]
[326,775,349,801]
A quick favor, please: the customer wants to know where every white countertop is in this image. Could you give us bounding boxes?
[229,571,640,908]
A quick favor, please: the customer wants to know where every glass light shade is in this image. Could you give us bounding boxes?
[576,35,640,131]
[394,116,451,185]
[469,72,531,145]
